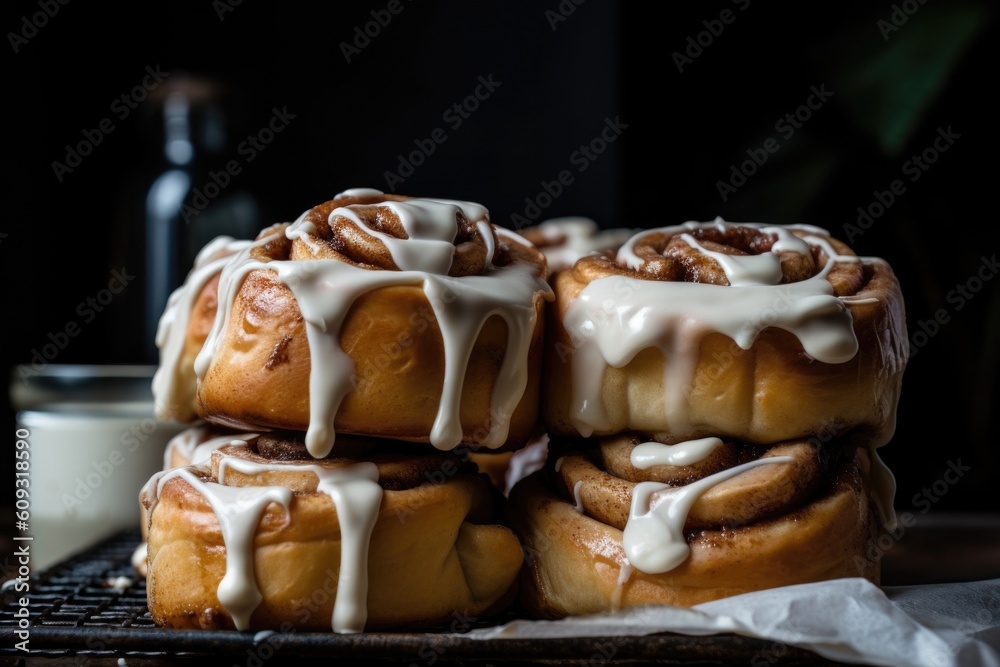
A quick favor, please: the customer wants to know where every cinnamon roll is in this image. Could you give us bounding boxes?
[510,218,907,616]
[544,219,907,455]
[194,188,553,457]
[508,433,880,617]
[142,434,522,631]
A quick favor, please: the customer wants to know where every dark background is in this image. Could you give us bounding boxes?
[3,1,997,520]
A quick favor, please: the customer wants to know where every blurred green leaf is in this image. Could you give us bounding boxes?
[825,3,989,155]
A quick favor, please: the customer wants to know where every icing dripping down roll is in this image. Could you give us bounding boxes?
[141,437,525,632]
[217,457,382,633]
[193,189,553,458]
[622,455,795,574]
[143,466,292,631]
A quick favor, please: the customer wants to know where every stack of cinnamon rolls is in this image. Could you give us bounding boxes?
[140,189,908,631]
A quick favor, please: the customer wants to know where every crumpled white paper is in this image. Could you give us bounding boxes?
[460,578,1000,667]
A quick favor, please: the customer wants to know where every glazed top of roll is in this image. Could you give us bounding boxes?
[557,217,908,443]
[191,188,553,458]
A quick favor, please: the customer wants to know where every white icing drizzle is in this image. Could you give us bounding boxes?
[285,214,324,255]
[149,468,292,630]
[537,217,594,243]
[802,233,862,265]
[617,218,827,270]
[496,226,536,248]
[217,457,383,634]
[189,434,254,468]
[566,221,862,438]
[623,456,794,574]
[840,295,880,305]
[680,233,783,287]
[554,456,565,473]
[162,424,256,469]
[866,447,898,531]
[333,199,468,275]
[162,423,213,469]
[195,196,552,458]
[337,187,385,198]
[476,220,496,267]
[502,434,549,496]
[151,235,253,421]
[572,480,585,512]
[630,437,723,469]
[611,561,633,610]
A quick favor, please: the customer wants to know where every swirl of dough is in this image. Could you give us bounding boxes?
[286,189,508,276]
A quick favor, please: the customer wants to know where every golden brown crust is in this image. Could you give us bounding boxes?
[144,444,523,631]
[197,277,547,450]
[543,226,908,444]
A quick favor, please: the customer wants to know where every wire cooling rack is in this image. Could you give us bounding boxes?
[0,528,840,665]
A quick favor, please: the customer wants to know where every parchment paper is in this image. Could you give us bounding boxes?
[460,578,1000,667]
